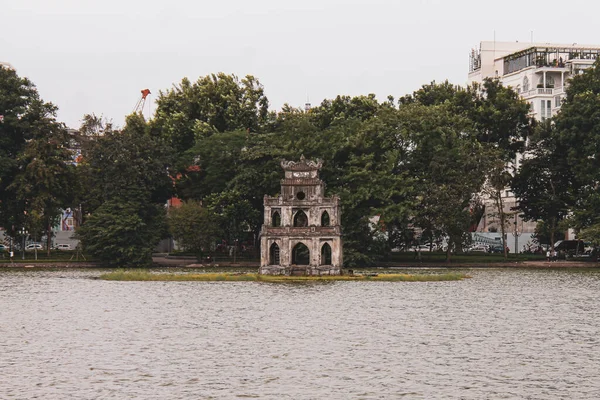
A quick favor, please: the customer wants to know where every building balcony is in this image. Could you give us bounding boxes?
[521,87,565,98]
[534,66,570,74]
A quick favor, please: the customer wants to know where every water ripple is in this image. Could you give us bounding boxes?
[1,268,599,399]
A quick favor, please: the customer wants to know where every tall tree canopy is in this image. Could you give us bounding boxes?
[0,65,75,250]
[153,73,269,158]
[512,123,573,249]
[76,113,173,266]
[550,60,600,243]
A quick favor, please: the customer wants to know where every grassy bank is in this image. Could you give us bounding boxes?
[99,270,469,282]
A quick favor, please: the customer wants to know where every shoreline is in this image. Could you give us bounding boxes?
[0,257,598,269]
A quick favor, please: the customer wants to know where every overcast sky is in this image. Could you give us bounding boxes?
[2,0,598,128]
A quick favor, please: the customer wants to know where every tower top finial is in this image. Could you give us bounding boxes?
[281,157,323,171]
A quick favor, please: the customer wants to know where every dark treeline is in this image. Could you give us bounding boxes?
[2,66,600,267]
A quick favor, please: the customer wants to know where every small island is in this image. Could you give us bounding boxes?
[99,270,470,282]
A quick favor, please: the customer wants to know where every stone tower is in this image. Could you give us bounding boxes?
[259,156,343,275]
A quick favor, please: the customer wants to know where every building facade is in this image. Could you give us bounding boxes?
[468,41,600,239]
[259,156,343,275]
[469,41,600,123]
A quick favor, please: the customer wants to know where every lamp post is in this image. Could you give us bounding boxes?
[20,228,26,260]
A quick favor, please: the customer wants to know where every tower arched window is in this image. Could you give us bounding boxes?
[293,210,308,227]
[321,243,332,265]
[321,211,330,227]
[272,211,281,227]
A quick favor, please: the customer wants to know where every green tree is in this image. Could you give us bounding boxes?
[482,157,513,258]
[551,60,600,241]
[167,200,222,259]
[470,79,532,160]
[78,200,166,267]
[205,190,260,249]
[76,113,173,266]
[512,124,573,252]
[153,73,269,157]
[9,116,76,254]
[402,103,490,260]
[401,79,533,251]
[0,65,75,251]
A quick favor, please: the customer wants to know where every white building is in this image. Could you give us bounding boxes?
[469,41,600,122]
[468,41,600,244]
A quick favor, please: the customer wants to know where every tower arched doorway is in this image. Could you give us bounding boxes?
[292,242,310,265]
[269,243,280,265]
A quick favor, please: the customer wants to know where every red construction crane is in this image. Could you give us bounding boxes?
[133,89,151,114]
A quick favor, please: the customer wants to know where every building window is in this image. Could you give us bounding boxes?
[541,99,552,120]
[523,76,529,92]
[555,96,561,108]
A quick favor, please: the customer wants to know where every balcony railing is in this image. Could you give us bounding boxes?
[521,87,565,97]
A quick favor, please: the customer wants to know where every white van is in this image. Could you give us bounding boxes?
[54,244,72,250]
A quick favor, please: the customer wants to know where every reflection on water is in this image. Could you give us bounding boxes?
[1,268,599,399]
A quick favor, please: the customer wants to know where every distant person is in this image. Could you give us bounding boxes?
[546,250,551,262]
[553,250,558,261]
[9,251,14,264]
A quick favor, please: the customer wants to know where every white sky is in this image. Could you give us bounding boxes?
[2,0,598,129]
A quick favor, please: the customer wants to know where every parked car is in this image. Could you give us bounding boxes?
[54,244,72,251]
[410,244,433,252]
[468,244,488,253]
[488,245,504,254]
[25,243,43,251]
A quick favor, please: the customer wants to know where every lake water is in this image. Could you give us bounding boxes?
[1,268,599,399]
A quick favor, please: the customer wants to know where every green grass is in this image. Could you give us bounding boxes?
[99,269,470,282]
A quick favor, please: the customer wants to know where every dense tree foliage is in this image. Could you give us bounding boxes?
[0,66,75,252]
[167,200,222,258]
[512,124,573,250]
[2,66,552,267]
[75,113,173,266]
[153,73,269,158]
[546,60,600,244]
[401,103,490,260]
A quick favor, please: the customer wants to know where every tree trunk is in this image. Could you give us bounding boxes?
[494,188,508,259]
[549,217,556,255]
[46,221,52,257]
